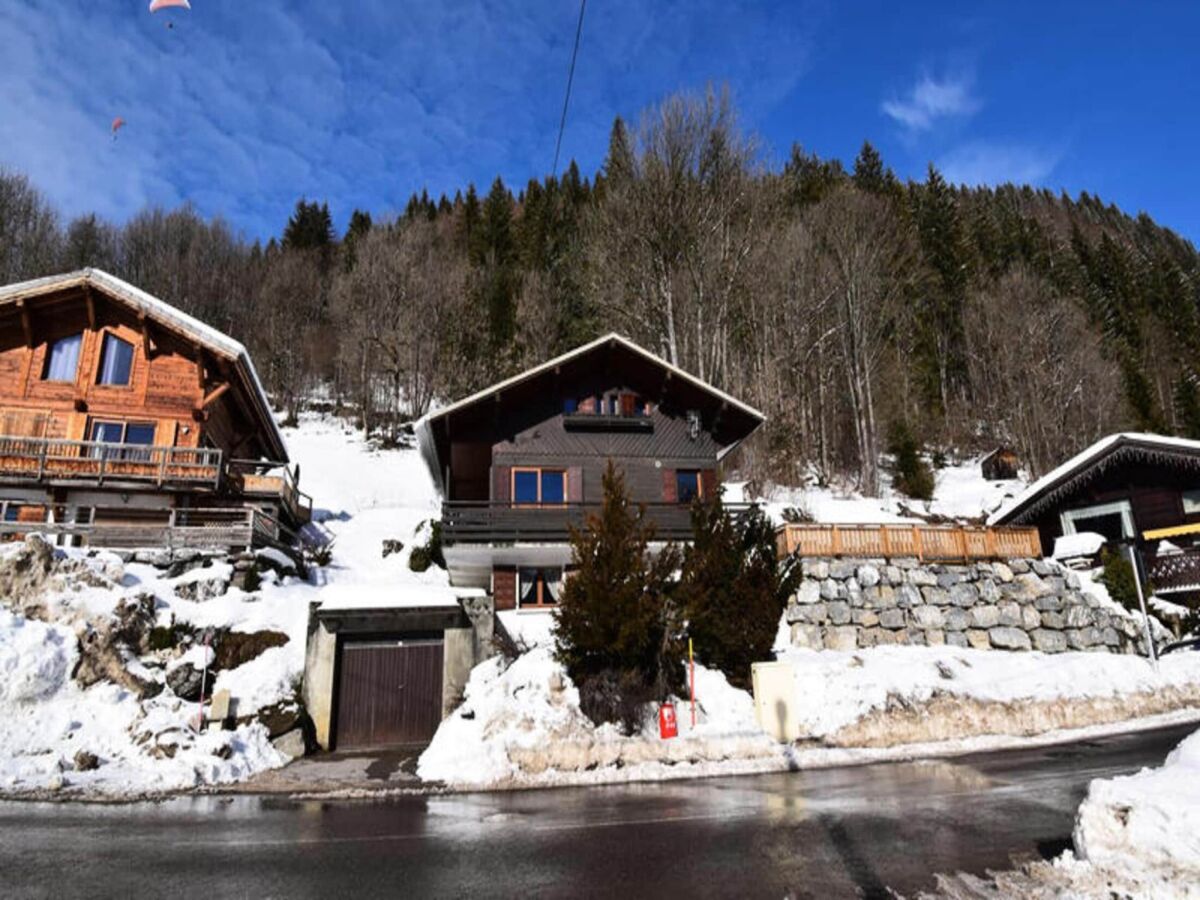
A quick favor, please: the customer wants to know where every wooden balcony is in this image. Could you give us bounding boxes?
[775,523,1043,561]
[0,435,222,489]
[227,459,313,526]
[441,501,755,544]
[1146,548,1200,594]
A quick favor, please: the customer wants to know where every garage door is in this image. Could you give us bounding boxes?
[334,635,444,750]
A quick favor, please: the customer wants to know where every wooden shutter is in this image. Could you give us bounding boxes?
[662,468,677,503]
[493,566,517,611]
[700,469,718,499]
[620,393,636,417]
[567,466,583,503]
[492,465,511,503]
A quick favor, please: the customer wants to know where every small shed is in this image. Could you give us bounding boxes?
[981,447,1020,481]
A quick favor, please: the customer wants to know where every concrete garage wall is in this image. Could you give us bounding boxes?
[302,608,338,750]
[785,557,1157,655]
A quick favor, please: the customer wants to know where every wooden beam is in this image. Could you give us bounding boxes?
[138,313,154,360]
[200,381,231,409]
[194,345,206,389]
[16,299,32,348]
[84,288,96,331]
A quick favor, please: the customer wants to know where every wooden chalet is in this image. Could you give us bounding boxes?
[415,333,764,606]
[0,269,309,553]
[989,433,1200,597]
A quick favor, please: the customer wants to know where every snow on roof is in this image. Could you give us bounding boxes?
[1052,531,1107,560]
[987,432,1200,526]
[417,332,766,428]
[317,583,484,612]
[0,269,287,461]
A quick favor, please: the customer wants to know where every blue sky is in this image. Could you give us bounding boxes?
[2,1,1197,243]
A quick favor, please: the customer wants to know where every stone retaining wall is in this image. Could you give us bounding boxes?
[785,557,1155,655]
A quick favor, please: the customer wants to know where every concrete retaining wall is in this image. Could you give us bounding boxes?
[785,557,1157,654]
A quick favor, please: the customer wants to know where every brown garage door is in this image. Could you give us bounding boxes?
[334,635,444,750]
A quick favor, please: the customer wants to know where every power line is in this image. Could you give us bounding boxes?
[552,0,587,178]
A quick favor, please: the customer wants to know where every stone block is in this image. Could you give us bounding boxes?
[1035,594,1063,612]
[824,625,858,651]
[896,584,922,608]
[884,566,903,585]
[1066,627,1104,650]
[969,605,1000,629]
[1065,571,1081,590]
[827,601,852,626]
[852,609,879,628]
[1066,605,1094,629]
[857,627,882,648]
[946,631,969,648]
[820,579,842,601]
[1009,559,1031,574]
[892,557,919,570]
[989,626,1032,650]
[798,603,829,624]
[925,629,946,646]
[1102,627,1121,647]
[943,608,971,631]
[829,560,858,580]
[978,579,1002,603]
[790,623,824,650]
[1031,629,1068,653]
[876,585,898,608]
[911,605,945,629]
[1039,611,1065,630]
[802,559,830,580]
[904,628,927,646]
[937,571,965,589]
[965,629,991,649]
[992,562,1014,583]
[1031,559,1054,576]
[949,583,979,607]
[879,609,906,629]
[794,580,821,605]
[922,586,951,606]
[857,564,881,588]
[1021,606,1041,631]
[907,568,937,587]
[997,601,1022,627]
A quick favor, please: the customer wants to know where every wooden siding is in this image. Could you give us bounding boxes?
[776,523,1043,561]
[493,566,516,611]
[334,637,444,749]
[0,287,261,463]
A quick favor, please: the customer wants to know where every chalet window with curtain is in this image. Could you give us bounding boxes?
[564,391,650,418]
[518,566,563,608]
[42,333,83,382]
[512,467,567,506]
[96,333,135,386]
[676,469,702,504]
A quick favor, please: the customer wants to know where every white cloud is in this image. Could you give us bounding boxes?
[939,141,1062,187]
[882,73,980,132]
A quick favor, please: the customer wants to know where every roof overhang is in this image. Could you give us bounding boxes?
[988,433,1200,526]
[0,269,288,462]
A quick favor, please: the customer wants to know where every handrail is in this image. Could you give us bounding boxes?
[0,435,222,487]
[774,522,1042,561]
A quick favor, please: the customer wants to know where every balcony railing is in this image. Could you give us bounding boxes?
[775,523,1043,561]
[442,501,755,544]
[227,459,313,525]
[0,435,222,488]
[1146,548,1200,594]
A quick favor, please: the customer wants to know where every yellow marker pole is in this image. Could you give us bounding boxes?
[689,638,696,728]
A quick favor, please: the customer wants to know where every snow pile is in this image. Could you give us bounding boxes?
[1052,531,1107,560]
[777,645,1200,745]
[0,610,76,704]
[418,647,779,788]
[1074,728,1200,878]
[754,455,1024,526]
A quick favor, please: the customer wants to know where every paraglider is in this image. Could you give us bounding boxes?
[149,0,190,29]
[111,117,126,141]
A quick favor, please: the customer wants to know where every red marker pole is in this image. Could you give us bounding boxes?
[689,638,696,728]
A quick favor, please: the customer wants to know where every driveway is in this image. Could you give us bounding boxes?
[0,723,1191,899]
[223,746,425,795]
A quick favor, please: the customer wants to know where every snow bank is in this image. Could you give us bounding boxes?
[778,645,1200,741]
[0,611,76,704]
[1075,728,1200,877]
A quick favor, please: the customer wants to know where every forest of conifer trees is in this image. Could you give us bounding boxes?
[2,86,1198,493]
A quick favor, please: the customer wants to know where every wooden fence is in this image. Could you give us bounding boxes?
[775,523,1042,561]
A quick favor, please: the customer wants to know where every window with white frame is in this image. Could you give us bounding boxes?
[517,566,563,609]
[1060,500,1134,543]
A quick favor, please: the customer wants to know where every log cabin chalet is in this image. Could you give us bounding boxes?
[416,333,764,610]
[0,269,308,551]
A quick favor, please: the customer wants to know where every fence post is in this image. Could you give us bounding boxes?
[831,525,841,556]
[158,447,167,486]
[913,526,923,562]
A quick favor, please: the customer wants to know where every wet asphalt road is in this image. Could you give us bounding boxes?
[0,723,1191,900]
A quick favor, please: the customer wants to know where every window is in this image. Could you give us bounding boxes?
[42,334,82,382]
[567,392,648,418]
[88,420,156,461]
[676,470,701,504]
[1060,500,1134,543]
[512,467,567,506]
[96,333,135,386]
[518,567,563,608]
[1184,490,1200,515]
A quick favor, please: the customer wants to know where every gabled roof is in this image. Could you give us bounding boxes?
[0,269,287,461]
[987,432,1200,526]
[418,332,766,428]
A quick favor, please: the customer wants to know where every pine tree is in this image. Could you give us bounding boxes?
[851,141,887,195]
[282,199,335,250]
[479,177,517,349]
[603,116,634,186]
[555,463,683,732]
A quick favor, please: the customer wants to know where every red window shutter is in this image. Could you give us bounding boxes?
[662,468,677,503]
[567,466,583,503]
[620,393,636,417]
[493,567,516,611]
[492,465,510,502]
[700,469,718,499]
